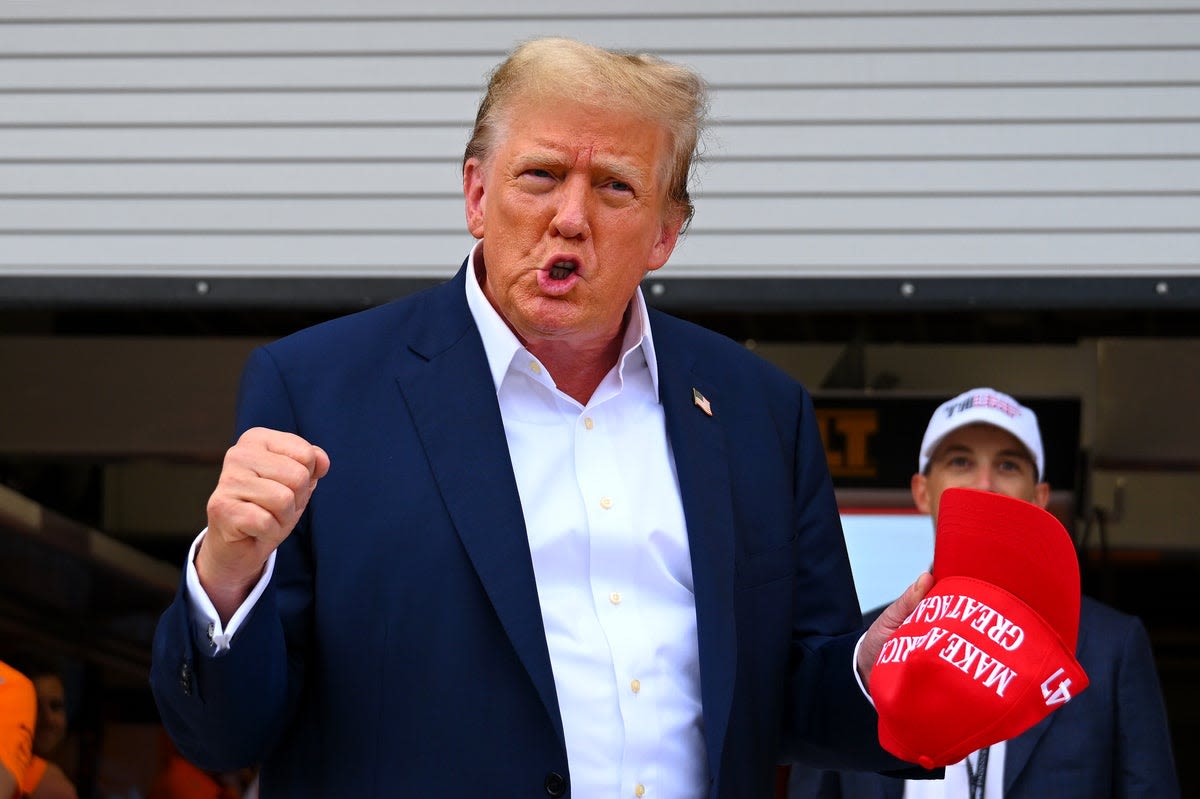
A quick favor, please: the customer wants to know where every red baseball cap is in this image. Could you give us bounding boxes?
[870,487,1090,769]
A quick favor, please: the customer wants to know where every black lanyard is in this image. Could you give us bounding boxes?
[965,747,990,799]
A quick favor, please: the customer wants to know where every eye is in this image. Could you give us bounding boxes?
[515,168,557,193]
[997,459,1026,474]
[945,455,972,470]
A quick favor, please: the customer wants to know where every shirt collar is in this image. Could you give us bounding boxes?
[463,240,661,400]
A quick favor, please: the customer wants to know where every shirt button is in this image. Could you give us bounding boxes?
[529,361,542,374]
[600,496,613,509]
[635,784,646,797]
[584,417,594,430]
[609,592,621,605]
[630,679,641,694]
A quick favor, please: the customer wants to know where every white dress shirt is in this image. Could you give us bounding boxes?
[466,245,707,799]
[189,243,709,798]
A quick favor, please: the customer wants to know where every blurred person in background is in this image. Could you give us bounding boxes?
[1,660,36,799]
[1,657,75,799]
[149,733,242,799]
[787,387,1179,798]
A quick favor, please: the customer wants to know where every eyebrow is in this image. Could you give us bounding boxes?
[935,444,1034,466]
[998,448,1036,464]
[594,156,651,187]
[518,149,652,188]
[518,150,564,170]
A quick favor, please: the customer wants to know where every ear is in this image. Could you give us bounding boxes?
[646,211,685,273]
[463,158,486,238]
[1033,481,1051,509]
[911,473,932,514]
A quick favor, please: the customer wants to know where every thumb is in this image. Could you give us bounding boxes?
[312,446,331,480]
[877,571,935,637]
[296,446,331,515]
[858,572,934,689]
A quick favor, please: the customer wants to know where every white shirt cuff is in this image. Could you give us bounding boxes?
[853,631,876,707]
[185,528,276,654]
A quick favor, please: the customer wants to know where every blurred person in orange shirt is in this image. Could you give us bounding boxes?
[150,733,241,799]
[5,657,76,799]
[1,659,74,799]
[1,660,36,799]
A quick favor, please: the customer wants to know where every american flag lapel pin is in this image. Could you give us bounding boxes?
[692,387,713,417]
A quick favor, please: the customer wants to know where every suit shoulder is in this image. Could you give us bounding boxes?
[647,308,806,391]
[270,293,418,350]
[263,279,459,363]
[1076,595,1158,672]
[1079,595,1144,633]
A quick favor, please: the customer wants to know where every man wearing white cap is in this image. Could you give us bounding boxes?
[789,387,1180,798]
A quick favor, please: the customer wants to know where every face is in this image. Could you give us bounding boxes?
[32,674,67,756]
[912,423,1049,523]
[463,97,684,352]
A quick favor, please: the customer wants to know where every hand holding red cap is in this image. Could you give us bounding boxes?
[870,488,1090,769]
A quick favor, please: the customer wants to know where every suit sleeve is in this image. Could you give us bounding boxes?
[1113,615,1181,797]
[778,389,936,782]
[785,763,845,799]
[779,389,911,772]
[150,346,313,771]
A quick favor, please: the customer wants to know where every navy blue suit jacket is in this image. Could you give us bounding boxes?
[151,264,912,798]
[786,596,1180,798]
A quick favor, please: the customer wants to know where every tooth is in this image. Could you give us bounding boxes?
[549,261,576,280]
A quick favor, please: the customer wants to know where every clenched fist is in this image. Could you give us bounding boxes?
[197,427,330,621]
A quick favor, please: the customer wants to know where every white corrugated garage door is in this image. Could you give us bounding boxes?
[2,0,1198,307]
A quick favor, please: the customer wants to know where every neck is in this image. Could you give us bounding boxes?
[527,334,624,405]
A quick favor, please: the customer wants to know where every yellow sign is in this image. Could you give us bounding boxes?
[815,408,879,479]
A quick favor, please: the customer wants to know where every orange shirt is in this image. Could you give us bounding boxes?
[18,756,47,796]
[0,661,37,799]
[149,754,238,799]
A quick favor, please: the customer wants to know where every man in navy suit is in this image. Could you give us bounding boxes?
[150,37,933,798]
[787,387,1180,798]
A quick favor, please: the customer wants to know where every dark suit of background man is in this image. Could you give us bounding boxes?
[150,36,935,798]
[787,387,1180,799]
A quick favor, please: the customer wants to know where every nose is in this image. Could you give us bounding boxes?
[550,174,590,238]
[973,465,996,492]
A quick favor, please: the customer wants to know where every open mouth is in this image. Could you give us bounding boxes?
[548,260,577,280]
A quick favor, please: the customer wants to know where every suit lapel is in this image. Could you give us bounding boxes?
[653,314,738,783]
[1003,714,1050,793]
[1004,617,1091,792]
[393,267,563,742]
[392,287,741,769]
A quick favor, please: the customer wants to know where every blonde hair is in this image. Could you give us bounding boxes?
[463,37,708,227]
